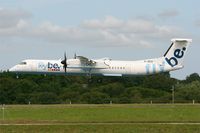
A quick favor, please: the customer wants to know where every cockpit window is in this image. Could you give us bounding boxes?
[19,62,27,65]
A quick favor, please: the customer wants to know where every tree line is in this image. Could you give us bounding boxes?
[0,72,200,104]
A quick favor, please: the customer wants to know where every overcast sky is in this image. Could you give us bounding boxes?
[0,0,199,79]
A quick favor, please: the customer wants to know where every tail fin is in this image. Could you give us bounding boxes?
[164,38,192,67]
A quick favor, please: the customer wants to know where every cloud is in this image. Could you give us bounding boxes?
[30,17,181,47]
[158,10,179,18]
[0,8,31,37]
[80,16,184,46]
[82,16,123,29]
[0,9,185,48]
[0,8,31,29]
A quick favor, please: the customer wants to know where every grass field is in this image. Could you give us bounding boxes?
[1,104,200,132]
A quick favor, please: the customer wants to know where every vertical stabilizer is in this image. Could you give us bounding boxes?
[164,38,192,67]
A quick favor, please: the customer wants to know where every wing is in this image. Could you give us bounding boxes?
[76,56,96,66]
[67,56,109,69]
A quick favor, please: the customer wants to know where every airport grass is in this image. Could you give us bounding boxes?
[1,124,200,133]
[1,104,200,123]
[1,104,200,132]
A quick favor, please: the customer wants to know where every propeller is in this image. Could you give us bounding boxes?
[61,52,67,74]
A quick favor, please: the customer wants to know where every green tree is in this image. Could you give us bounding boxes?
[143,72,176,91]
[184,73,200,84]
[176,81,200,102]
[80,92,110,104]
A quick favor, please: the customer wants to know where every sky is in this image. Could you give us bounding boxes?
[0,0,199,79]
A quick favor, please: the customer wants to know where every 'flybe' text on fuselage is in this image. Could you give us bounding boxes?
[38,62,61,71]
[48,62,61,71]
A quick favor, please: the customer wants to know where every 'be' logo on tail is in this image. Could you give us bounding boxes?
[165,47,186,67]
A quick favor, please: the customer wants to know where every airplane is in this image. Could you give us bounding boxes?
[9,38,192,79]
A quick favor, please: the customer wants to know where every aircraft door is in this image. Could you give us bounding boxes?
[31,63,37,71]
[125,64,131,74]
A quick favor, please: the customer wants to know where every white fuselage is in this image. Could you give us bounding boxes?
[9,57,181,76]
[9,38,192,76]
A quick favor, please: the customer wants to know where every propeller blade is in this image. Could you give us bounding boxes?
[61,52,67,74]
[64,64,67,73]
[64,52,66,60]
